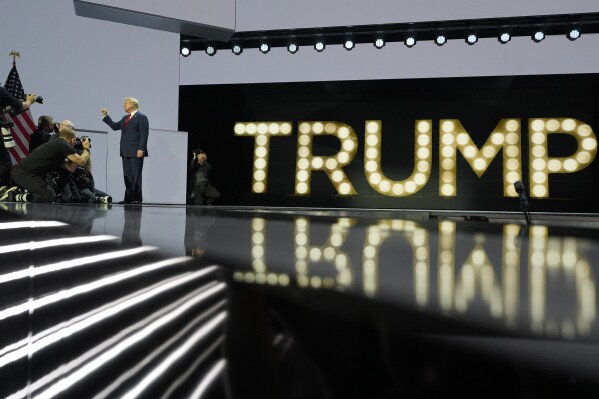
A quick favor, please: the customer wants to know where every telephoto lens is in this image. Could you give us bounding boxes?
[35,96,43,104]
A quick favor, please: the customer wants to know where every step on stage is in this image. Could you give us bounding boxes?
[1,203,598,398]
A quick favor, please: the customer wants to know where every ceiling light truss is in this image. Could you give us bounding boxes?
[181,12,599,55]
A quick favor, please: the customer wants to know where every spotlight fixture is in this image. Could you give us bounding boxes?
[287,42,299,54]
[205,45,216,56]
[373,37,385,49]
[435,34,447,46]
[180,47,190,57]
[465,33,478,45]
[532,30,545,43]
[498,32,511,44]
[259,43,270,54]
[232,44,243,55]
[343,39,355,51]
[314,40,325,52]
[404,35,416,48]
[567,28,581,41]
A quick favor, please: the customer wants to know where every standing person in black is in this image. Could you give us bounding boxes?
[29,115,54,153]
[189,149,220,205]
[11,128,91,202]
[101,97,149,204]
[0,87,38,189]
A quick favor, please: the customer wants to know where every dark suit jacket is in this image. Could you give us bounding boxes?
[103,111,149,158]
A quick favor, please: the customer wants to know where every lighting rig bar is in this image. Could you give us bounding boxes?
[180,12,599,55]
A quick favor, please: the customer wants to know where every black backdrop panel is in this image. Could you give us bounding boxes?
[179,74,599,212]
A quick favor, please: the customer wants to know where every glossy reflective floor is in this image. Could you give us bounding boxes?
[1,203,599,398]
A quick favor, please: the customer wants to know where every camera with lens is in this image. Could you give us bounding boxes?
[74,135,91,151]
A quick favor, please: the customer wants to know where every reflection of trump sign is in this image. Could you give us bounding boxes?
[235,118,597,198]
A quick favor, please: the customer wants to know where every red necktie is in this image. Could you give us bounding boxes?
[123,114,131,130]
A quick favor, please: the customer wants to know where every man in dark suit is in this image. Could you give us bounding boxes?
[101,97,149,204]
[29,115,55,153]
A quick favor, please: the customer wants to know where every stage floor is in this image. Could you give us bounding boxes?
[1,203,599,398]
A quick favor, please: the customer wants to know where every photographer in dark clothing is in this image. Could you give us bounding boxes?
[11,128,90,202]
[29,115,55,153]
[0,86,38,188]
[189,149,220,205]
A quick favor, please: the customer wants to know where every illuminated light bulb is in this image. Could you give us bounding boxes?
[253,182,265,193]
[532,172,546,184]
[311,157,324,168]
[369,173,382,185]
[366,148,378,159]
[531,158,547,171]
[506,171,519,183]
[392,184,404,195]
[365,161,378,172]
[563,159,578,171]
[441,146,455,158]
[457,133,470,145]
[255,146,267,158]
[254,158,266,169]
[339,183,351,195]
[441,121,455,133]
[441,184,455,196]
[379,180,391,192]
[562,119,576,131]
[531,145,546,158]
[325,158,338,170]
[506,146,519,157]
[297,170,309,182]
[463,146,476,158]
[256,135,267,145]
[234,123,246,134]
[337,151,350,163]
[296,183,308,194]
[255,170,266,181]
[441,133,455,145]
[506,159,520,170]
[414,173,427,185]
[548,159,562,172]
[297,158,309,170]
[338,127,350,138]
[441,159,455,170]
[244,124,257,134]
[532,185,547,197]
[473,158,487,171]
[582,138,597,150]
[405,181,417,193]
[331,170,344,182]
[417,134,430,146]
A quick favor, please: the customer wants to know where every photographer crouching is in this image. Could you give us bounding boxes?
[189,148,220,205]
[10,128,90,202]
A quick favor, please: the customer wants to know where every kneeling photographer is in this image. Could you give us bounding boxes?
[11,128,90,202]
[71,136,112,204]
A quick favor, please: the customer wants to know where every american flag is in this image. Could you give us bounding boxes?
[3,63,36,162]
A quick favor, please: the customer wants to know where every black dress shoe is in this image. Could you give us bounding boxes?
[131,201,142,204]
[118,200,130,204]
